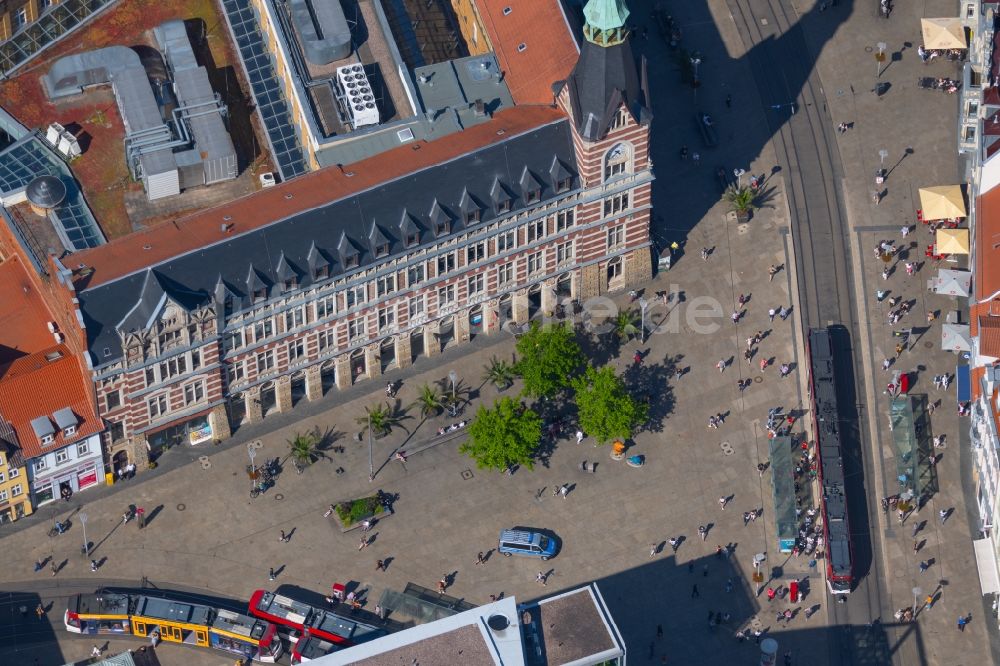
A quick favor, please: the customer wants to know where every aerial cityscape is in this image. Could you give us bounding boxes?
[0,0,995,664]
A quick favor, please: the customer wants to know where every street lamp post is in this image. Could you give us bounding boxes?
[79,512,88,557]
[448,370,458,414]
[247,443,256,496]
[877,148,888,184]
[875,42,887,78]
[733,168,746,189]
[912,586,922,615]
[638,297,648,343]
[368,412,374,482]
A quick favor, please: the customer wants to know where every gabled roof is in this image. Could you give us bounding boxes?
[0,344,102,459]
[979,315,1000,358]
[519,165,543,195]
[368,222,393,254]
[562,33,645,141]
[306,242,329,273]
[0,254,57,369]
[398,209,422,241]
[476,0,579,105]
[975,186,1000,301]
[550,155,573,186]
[458,188,481,215]
[73,112,575,366]
[490,177,512,206]
[274,253,298,283]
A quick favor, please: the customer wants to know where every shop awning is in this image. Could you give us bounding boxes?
[973,538,1000,594]
[919,185,967,219]
[921,18,967,50]
[942,324,972,352]
[929,269,971,296]
[957,364,972,403]
[936,228,970,254]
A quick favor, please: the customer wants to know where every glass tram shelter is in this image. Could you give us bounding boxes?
[769,436,798,552]
[889,396,934,506]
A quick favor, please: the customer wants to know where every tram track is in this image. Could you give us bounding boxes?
[721,0,893,663]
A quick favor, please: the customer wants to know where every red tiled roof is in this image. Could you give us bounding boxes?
[976,186,1000,301]
[477,0,579,105]
[0,255,56,367]
[0,345,101,459]
[980,315,1000,358]
[70,106,566,289]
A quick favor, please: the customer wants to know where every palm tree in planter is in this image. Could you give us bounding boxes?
[288,431,322,469]
[411,383,444,421]
[482,356,516,391]
[356,402,403,438]
[614,309,641,342]
[724,184,757,223]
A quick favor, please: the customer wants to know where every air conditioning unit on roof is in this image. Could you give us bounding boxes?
[336,64,380,129]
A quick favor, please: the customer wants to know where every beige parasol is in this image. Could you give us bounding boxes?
[921,18,967,50]
[919,185,967,220]
[936,228,970,254]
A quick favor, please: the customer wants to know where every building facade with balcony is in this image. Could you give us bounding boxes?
[54,1,653,469]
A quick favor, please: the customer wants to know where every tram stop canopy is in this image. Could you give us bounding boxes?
[769,436,798,552]
[919,185,967,220]
[921,18,967,50]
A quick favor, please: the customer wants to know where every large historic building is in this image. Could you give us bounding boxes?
[3,0,653,470]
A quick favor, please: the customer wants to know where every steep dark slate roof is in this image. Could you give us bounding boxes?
[78,121,577,365]
[563,35,643,141]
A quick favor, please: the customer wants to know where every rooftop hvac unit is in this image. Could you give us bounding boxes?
[58,133,82,158]
[259,172,276,188]
[45,123,65,146]
[336,64,380,129]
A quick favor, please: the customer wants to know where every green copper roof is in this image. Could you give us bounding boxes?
[583,0,630,33]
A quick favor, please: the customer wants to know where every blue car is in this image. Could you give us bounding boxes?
[498,529,558,560]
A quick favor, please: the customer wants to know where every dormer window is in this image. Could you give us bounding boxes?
[41,434,53,445]
[405,233,420,248]
[496,199,511,215]
[314,264,330,280]
[435,220,450,236]
[556,177,572,193]
[463,209,481,224]
[376,243,391,258]
[525,188,541,204]
[282,277,298,292]
[344,254,360,269]
[253,288,267,303]
[610,106,629,130]
[63,425,76,437]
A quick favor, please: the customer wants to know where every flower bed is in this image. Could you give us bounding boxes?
[335,496,385,530]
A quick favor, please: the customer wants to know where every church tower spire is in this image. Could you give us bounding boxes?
[582,0,631,46]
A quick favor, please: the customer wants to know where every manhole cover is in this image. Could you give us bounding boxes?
[461,469,474,480]
[177,503,186,511]
[924,342,933,348]
[252,440,264,449]
[198,455,209,463]
[274,493,284,501]
[720,441,735,456]
[864,46,873,52]
[754,376,763,383]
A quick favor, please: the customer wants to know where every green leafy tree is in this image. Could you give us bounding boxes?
[357,402,404,436]
[724,184,758,215]
[514,322,584,398]
[572,365,648,444]
[410,383,444,420]
[483,355,516,391]
[461,397,542,471]
[614,309,640,341]
[288,431,322,466]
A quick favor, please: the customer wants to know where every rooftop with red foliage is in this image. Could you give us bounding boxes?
[476,0,579,105]
[70,105,566,289]
[0,255,56,368]
[0,344,101,459]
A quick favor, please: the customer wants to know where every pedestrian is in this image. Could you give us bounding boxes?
[680,145,688,160]
[692,152,700,166]
[669,537,680,552]
[895,343,904,358]
[359,536,370,550]
[691,584,700,598]
[744,349,753,365]
[702,247,710,261]
[905,262,915,276]
[731,310,740,325]
[559,484,569,498]
[873,191,881,206]
[882,358,891,372]
[279,529,289,543]
[939,509,948,524]
[746,336,754,350]
[779,364,790,378]
[882,267,890,280]
[901,225,910,237]
[927,310,936,323]
[958,615,968,631]
[698,525,707,541]
[150,630,160,647]
[536,571,547,586]
[768,265,779,282]
[738,379,748,393]
[90,559,98,572]
[122,509,130,525]
[760,358,768,372]
[703,563,709,577]
[719,496,727,510]
[913,540,920,554]
[633,351,642,365]
[753,331,763,345]
[767,587,776,602]
[269,567,275,581]
[50,562,57,577]
[361,519,372,533]
[438,577,447,594]
[743,511,751,526]
[925,594,935,609]
[768,308,776,322]
[650,543,658,558]
[476,551,485,565]
[376,559,386,571]
[912,521,920,538]
[779,306,790,321]
[919,560,929,573]
[717,359,727,373]
[876,289,888,302]
[35,603,44,620]
[757,463,766,477]
[750,509,759,522]
[575,430,584,444]
[91,645,102,658]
